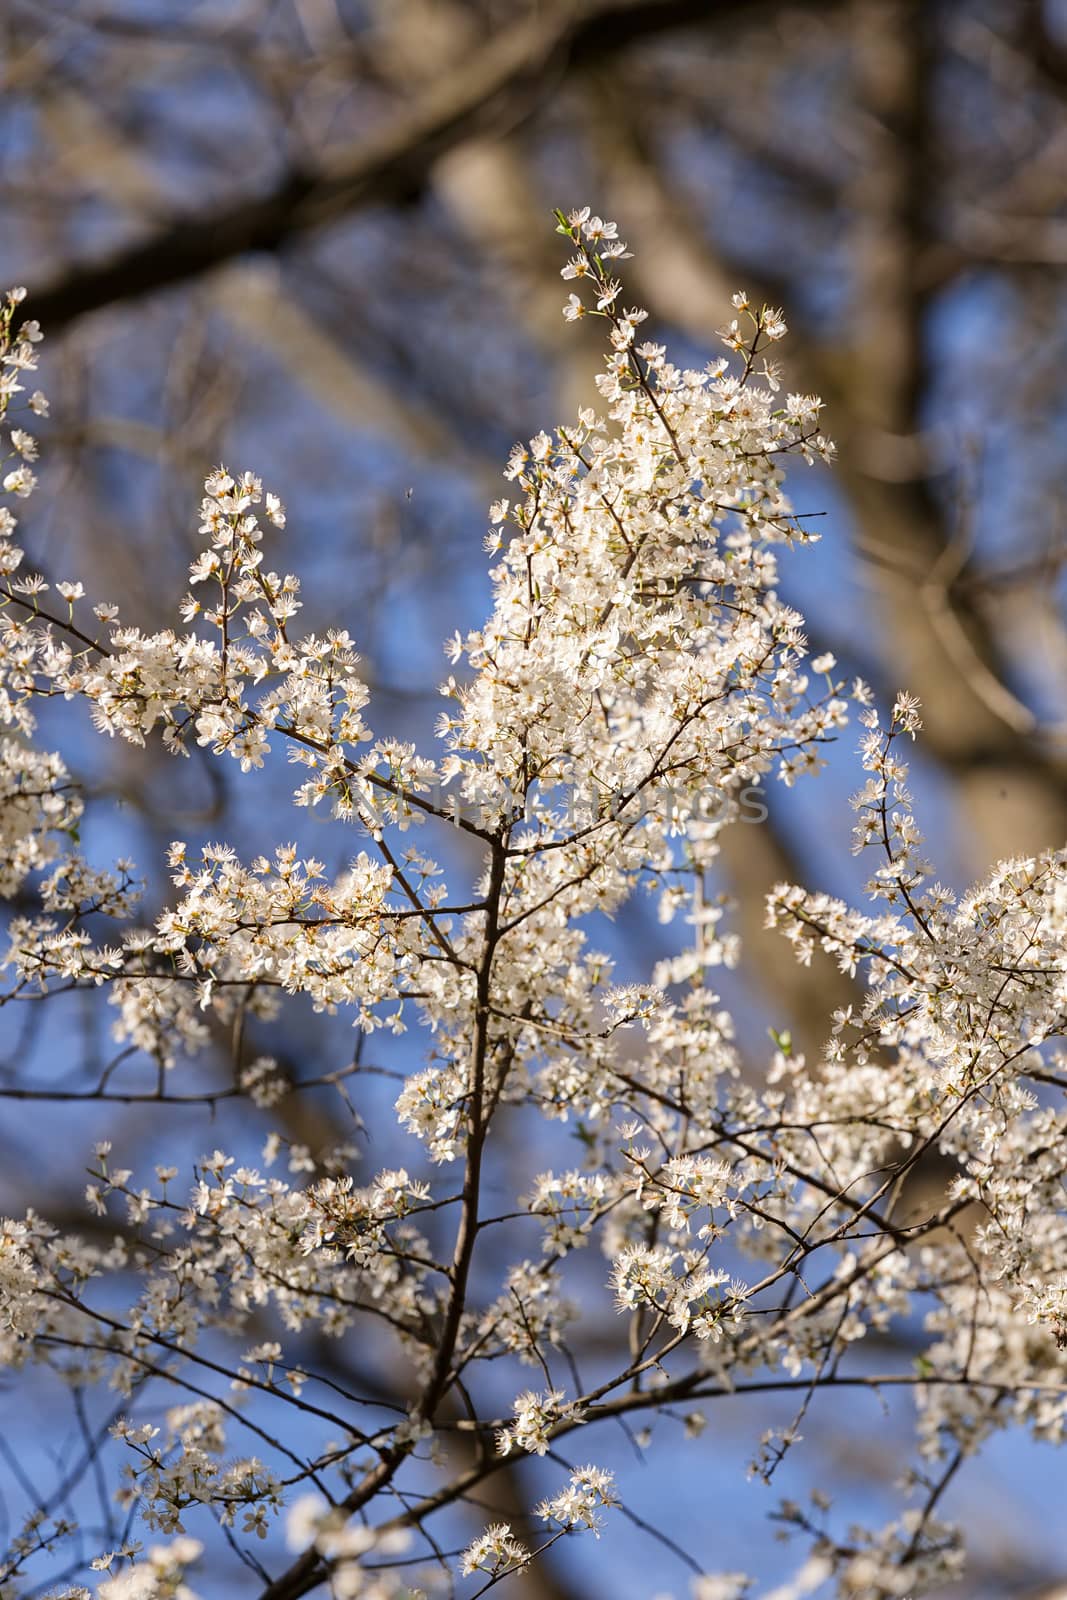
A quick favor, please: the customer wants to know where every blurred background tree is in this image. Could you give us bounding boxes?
[3,2,1067,1595]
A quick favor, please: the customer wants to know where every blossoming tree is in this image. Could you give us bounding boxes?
[2,210,1066,1600]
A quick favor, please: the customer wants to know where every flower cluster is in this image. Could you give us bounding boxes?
[459,1521,527,1579]
[535,1464,618,1535]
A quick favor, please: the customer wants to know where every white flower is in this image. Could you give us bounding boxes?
[3,466,35,497]
[285,1493,328,1552]
[692,1577,750,1600]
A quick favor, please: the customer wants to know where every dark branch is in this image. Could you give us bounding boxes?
[28,0,764,334]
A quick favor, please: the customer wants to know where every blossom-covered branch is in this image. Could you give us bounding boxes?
[2,211,1066,1600]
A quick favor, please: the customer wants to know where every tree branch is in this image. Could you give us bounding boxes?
[28,0,759,334]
